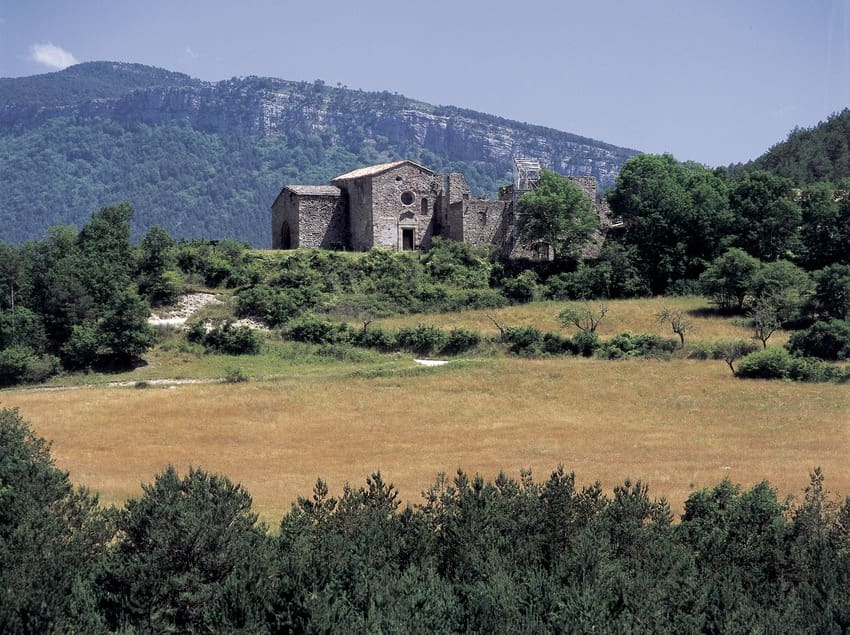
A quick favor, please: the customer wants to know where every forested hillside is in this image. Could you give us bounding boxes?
[0,62,638,246]
[742,108,850,184]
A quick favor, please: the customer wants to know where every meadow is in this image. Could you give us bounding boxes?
[5,295,848,524]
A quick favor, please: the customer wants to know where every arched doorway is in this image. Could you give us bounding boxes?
[281,222,292,249]
[398,211,416,251]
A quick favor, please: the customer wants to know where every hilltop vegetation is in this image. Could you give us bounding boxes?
[3,150,850,388]
[743,108,850,184]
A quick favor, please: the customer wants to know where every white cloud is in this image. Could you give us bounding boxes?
[185,46,199,59]
[28,42,78,70]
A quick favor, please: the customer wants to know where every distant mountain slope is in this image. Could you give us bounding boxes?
[743,109,850,184]
[0,62,639,247]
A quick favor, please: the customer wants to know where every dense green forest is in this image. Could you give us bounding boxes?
[743,108,850,184]
[3,406,850,633]
[0,62,636,246]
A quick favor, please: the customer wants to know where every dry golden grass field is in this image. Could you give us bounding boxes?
[5,354,848,525]
[372,295,790,344]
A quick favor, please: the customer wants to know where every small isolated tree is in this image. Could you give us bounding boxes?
[516,170,599,261]
[557,302,608,333]
[717,340,749,376]
[749,298,783,349]
[656,307,692,348]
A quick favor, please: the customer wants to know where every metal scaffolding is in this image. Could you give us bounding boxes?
[513,157,542,195]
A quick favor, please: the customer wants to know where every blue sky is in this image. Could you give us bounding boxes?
[1,0,849,167]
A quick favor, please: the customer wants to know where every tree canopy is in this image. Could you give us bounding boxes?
[516,169,599,262]
[4,405,850,632]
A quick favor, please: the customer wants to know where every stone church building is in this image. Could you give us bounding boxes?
[271,159,608,258]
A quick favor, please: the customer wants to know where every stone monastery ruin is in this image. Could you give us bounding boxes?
[272,159,611,258]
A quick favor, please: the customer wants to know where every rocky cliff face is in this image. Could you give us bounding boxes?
[0,63,638,245]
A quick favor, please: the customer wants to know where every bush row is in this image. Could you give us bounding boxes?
[735,347,849,382]
[284,317,481,357]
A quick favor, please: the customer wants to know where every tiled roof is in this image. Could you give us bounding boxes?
[332,160,433,182]
[284,185,341,196]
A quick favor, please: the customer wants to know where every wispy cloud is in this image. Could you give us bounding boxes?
[185,46,199,59]
[28,42,78,70]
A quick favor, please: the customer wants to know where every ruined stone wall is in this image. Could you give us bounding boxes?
[568,176,597,203]
[444,173,470,241]
[297,196,347,248]
[271,191,300,249]
[371,164,442,250]
[462,199,511,247]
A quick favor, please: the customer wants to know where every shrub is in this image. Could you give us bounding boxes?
[501,270,539,303]
[570,331,600,357]
[786,320,850,361]
[202,322,261,355]
[541,332,575,356]
[439,288,507,312]
[422,237,492,287]
[687,339,759,360]
[503,326,544,356]
[737,348,847,382]
[175,239,251,288]
[186,320,207,344]
[236,285,299,326]
[224,366,248,383]
[600,332,677,360]
[284,317,355,345]
[354,326,396,352]
[545,263,613,300]
[440,328,481,355]
[699,248,761,312]
[735,347,794,379]
[0,346,59,386]
[139,268,182,307]
[787,357,845,383]
[814,263,850,320]
[395,324,448,356]
[542,272,574,301]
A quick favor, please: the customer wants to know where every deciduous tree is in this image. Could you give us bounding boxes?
[516,170,599,262]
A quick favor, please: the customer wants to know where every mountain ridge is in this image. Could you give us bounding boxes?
[0,62,640,246]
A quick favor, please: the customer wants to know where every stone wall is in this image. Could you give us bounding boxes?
[344,179,373,251]
[462,199,511,247]
[370,164,442,250]
[444,173,470,241]
[271,190,345,249]
[298,196,347,248]
[271,191,299,249]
